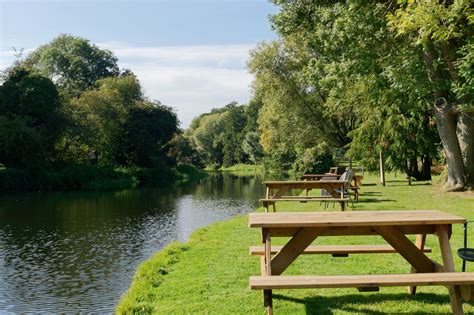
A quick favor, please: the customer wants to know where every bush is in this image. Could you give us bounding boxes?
[291,143,334,177]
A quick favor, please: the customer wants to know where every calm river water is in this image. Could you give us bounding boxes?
[0,172,265,313]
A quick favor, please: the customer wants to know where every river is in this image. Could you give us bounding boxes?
[0,172,265,313]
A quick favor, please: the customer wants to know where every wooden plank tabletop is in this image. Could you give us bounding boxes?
[249,210,466,228]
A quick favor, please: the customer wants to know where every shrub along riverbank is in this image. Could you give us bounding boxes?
[0,163,205,192]
[117,173,474,314]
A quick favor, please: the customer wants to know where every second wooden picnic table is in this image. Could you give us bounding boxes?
[261,180,349,212]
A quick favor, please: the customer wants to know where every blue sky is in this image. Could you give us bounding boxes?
[0,0,279,127]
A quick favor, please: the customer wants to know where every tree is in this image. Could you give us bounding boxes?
[189,111,227,167]
[117,102,179,167]
[0,116,45,168]
[0,68,63,167]
[386,1,474,190]
[221,103,247,167]
[25,34,119,96]
[242,131,263,164]
[264,0,443,180]
[56,74,144,165]
[167,134,204,167]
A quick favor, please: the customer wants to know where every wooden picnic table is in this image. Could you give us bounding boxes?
[249,210,474,314]
[301,173,363,201]
[302,173,364,187]
[261,180,349,212]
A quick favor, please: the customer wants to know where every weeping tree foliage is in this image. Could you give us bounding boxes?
[255,0,452,181]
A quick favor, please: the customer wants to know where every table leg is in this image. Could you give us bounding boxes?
[437,225,464,315]
[408,234,426,294]
[263,229,273,314]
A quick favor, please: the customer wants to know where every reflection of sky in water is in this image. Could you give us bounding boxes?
[0,173,264,313]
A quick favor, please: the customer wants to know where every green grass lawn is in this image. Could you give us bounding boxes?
[117,173,474,314]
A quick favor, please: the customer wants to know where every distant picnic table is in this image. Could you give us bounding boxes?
[249,210,474,315]
[301,173,363,201]
[260,180,349,212]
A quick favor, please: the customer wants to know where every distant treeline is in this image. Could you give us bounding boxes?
[0,34,203,192]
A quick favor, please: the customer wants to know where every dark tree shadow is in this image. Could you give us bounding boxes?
[389,183,432,187]
[361,192,382,196]
[273,292,453,314]
[359,198,397,203]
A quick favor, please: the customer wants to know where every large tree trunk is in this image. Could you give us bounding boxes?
[434,97,466,191]
[457,112,474,188]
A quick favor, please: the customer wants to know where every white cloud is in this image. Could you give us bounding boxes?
[126,64,252,126]
[104,42,256,127]
[97,42,254,68]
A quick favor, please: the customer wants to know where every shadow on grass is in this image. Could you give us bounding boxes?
[359,198,397,203]
[361,192,382,196]
[362,183,377,187]
[274,292,451,314]
[388,183,432,187]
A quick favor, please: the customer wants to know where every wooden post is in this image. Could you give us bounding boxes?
[379,150,386,187]
[263,229,273,314]
[408,234,426,294]
[437,225,464,315]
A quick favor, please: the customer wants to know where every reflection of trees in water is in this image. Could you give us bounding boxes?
[191,172,265,200]
[0,173,265,312]
[0,188,181,312]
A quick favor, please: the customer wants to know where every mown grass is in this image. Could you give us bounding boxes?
[117,173,474,314]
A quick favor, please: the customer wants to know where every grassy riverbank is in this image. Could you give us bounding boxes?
[205,164,264,173]
[117,173,474,314]
[0,164,206,192]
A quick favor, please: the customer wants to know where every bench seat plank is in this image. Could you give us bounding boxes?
[249,272,474,290]
[249,245,432,256]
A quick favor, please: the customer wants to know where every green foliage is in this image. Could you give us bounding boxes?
[291,143,334,177]
[221,103,247,167]
[167,134,204,168]
[0,36,184,191]
[242,131,263,164]
[117,102,178,167]
[251,1,444,177]
[0,116,45,168]
[187,101,261,168]
[0,68,63,168]
[25,34,119,95]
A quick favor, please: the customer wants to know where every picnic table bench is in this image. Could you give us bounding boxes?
[260,180,350,212]
[301,173,363,201]
[249,210,474,314]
